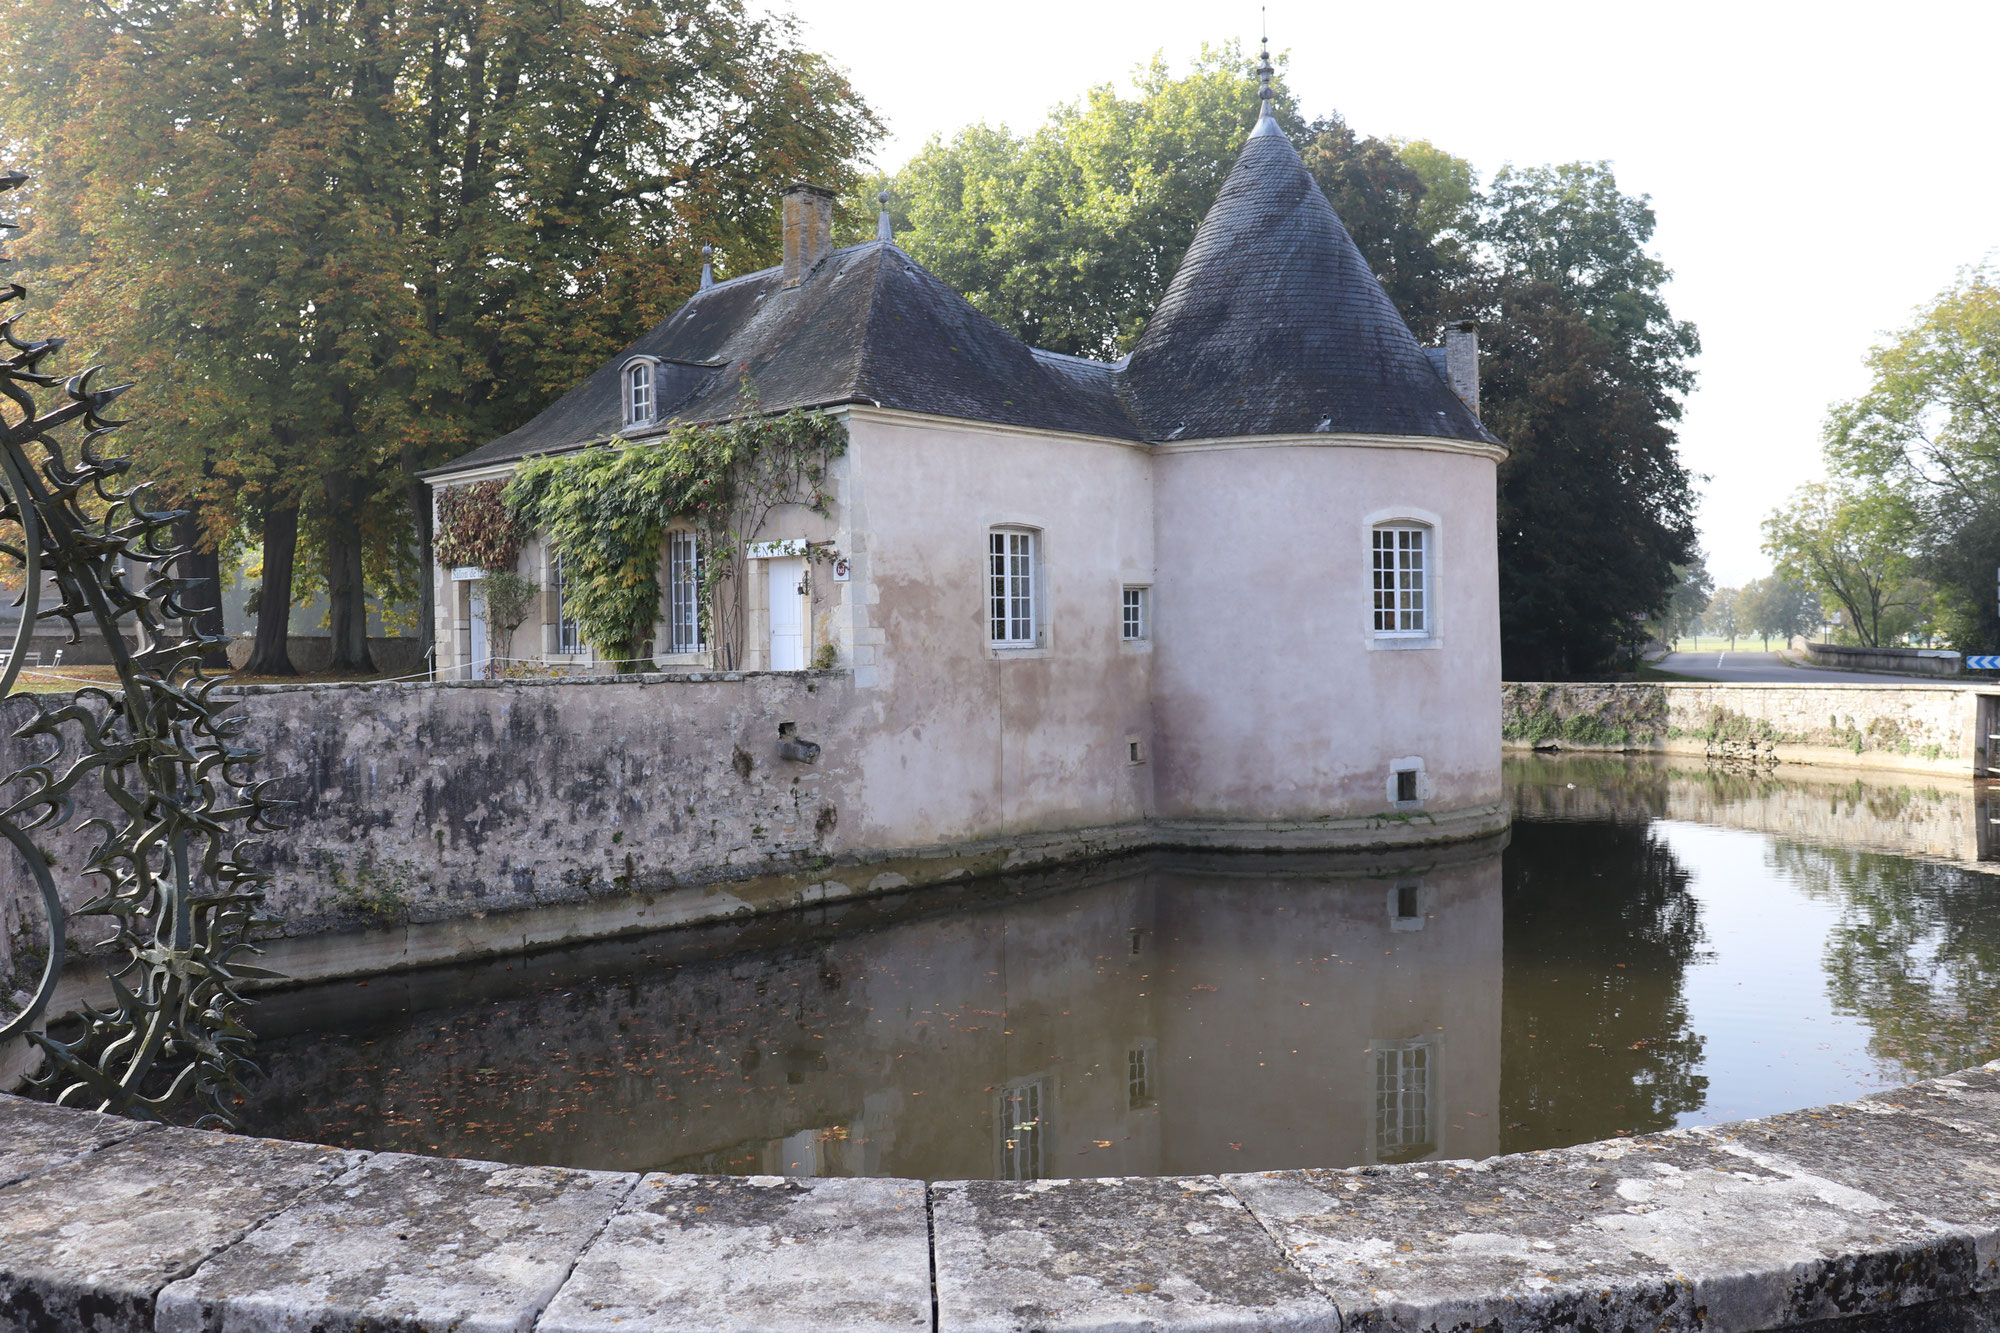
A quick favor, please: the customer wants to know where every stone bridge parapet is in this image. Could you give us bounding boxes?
[6,1064,2000,1330]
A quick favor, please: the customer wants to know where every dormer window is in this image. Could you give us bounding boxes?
[625,359,655,426]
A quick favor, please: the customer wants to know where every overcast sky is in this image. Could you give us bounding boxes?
[785,0,2000,587]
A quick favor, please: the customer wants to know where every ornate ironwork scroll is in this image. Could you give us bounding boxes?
[0,169,284,1128]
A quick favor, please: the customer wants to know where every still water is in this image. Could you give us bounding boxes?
[235,755,2000,1180]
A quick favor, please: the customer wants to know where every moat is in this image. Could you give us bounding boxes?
[228,754,2000,1180]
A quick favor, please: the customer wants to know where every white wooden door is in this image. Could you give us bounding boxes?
[767,556,805,670]
[468,581,489,678]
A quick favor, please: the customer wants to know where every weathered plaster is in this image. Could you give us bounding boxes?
[1152,438,1503,823]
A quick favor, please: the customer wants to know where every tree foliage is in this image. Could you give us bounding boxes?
[1815,267,2000,649]
[0,0,878,670]
[1763,482,1929,648]
[1734,574,1820,650]
[1480,164,1701,677]
[1654,557,1713,644]
[880,50,1699,678]
[434,482,525,573]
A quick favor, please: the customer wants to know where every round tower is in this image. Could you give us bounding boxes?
[1126,55,1507,841]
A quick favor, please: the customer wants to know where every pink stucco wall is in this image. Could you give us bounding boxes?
[1148,437,1504,822]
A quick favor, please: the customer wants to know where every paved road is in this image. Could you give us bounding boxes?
[1656,651,1956,685]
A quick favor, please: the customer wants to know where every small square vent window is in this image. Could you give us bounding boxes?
[1396,769,1418,803]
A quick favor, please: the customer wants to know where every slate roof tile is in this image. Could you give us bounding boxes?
[428,106,1493,479]
[1123,114,1495,446]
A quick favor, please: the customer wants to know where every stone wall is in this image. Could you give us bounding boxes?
[1502,680,1994,775]
[1807,641,1963,676]
[9,1065,2000,1330]
[0,672,858,1003]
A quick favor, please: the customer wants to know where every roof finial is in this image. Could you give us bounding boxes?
[876,188,893,242]
[699,243,714,291]
[1252,11,1279,137]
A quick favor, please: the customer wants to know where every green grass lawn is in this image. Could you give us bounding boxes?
[1665,636,1789,654]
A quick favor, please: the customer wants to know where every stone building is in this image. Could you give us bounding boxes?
[421,63,1508,852]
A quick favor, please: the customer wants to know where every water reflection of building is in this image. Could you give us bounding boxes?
[241,845,1505,1179]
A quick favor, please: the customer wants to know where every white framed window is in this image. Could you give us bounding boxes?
[626,359,655,425]
[988,528,1038,646]
[666,530,702,654]
[1372,1039,1436,1163]
[1372,524,1429,635]
[551,553,583,655]
[995,1078,1045,1180]
[1121,585,1149,641]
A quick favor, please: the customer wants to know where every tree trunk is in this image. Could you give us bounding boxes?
[324,471,377,674]
[170,506,230,670]
[244,498,299,676]
[404,458,434,677]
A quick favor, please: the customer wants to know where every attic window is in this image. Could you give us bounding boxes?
[626,360,655,426]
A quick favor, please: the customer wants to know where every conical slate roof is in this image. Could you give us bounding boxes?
[1122,114,1494,445]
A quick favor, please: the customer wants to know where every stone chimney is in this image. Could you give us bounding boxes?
[781,183,835,287]
[1443,320,1479,418]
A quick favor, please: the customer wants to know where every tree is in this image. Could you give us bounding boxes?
[1763,483,1928,647]
[1479,163,1702,678]
[0,0,879,674]
[1735,574,1820,650]
[1822,266,2000,651]
[1706,586,1740,649]
[1654,557,1713,647]
[888,44,1299,359]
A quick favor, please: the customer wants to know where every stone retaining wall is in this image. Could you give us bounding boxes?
[0,672,859,1001]
[1,674,1509,1005]
[1502,680,1997,776]
[8,1063,2000,1331]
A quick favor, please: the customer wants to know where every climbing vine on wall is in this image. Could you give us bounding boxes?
[506,407,846,670]
[435,480,526,571]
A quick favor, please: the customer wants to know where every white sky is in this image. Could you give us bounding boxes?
[787,0,2000,588]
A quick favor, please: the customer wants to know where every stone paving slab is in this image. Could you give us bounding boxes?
[932,1175,1338,1332]
[1703,1103,2000,1291]
[1530,1131,1974,1331]
[0,1124,358,1333]
[538,1173,930,1333]
[1224,1156,1695,1332]
[0,1092,155,1190]
[154,1151,635,1333]
[1865,1066,2000,1140]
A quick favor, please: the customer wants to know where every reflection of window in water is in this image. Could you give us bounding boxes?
[1390,881,1426,931]
[1127,1042,1155,1109]
[1372,1039,1436,1163]
[997,1079,1045,1180]
[1980,796,2000,862]
[659,1124,847,1177]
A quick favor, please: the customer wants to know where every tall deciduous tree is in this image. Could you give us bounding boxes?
[1653,557,1713,646]
[1478,163,1701,678]
[1763,483,1928,647]
[1735,574,1820,651]
[1822,266,2000,649]
[0,0,878,672]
